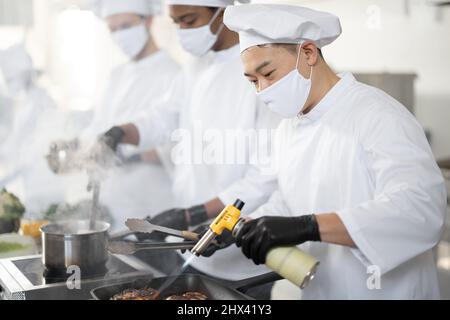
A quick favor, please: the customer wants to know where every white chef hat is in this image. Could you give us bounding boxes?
[90,0,162,19]
[0,44,33,80]
[166,0,249,8]
[224,4,342,52]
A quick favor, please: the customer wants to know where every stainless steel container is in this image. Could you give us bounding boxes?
[40,220,110,273]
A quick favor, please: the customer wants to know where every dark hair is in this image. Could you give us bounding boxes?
[272,43,323,59]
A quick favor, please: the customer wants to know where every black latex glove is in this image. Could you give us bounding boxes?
[180,224,235,257]
[136,205,209,241]
[99,126,125,152]
[89,127,125,167]
[235,215,321,265]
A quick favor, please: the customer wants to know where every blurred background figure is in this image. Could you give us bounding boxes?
[0,44,66,215]
[0,76,13,144]
[75,0,179,230]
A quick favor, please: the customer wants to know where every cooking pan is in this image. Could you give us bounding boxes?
[91,272,282,300]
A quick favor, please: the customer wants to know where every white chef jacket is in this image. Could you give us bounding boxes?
[135,45,281,280]
[251,72,447,299]
[83,50,180,230]
[0,94,13,145]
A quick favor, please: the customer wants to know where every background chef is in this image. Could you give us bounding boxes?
[75,0,180,229]
[95,0,280,299]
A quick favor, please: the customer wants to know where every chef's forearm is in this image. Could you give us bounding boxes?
[316,213,356,247]
[204,198,226,219]
[119,123,140,146]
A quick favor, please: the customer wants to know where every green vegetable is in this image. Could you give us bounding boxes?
[0,241,28,253]
[44,203,59,220]
[0,188,25,220]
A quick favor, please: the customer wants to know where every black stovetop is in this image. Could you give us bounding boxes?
[0,254,158,300]
[13,255,137,286]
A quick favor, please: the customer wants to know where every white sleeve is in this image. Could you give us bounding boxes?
[336,105,447,275]
[218,100,282,214]
[134,72,185,151]
[248,189,292,219]
[81,68,118,139]
[81,108,105,139]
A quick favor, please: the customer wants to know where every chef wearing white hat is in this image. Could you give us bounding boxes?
[95,0,281,298]
[0,44,66,213]
[223,4,447,299]
[78,0,180,229]
[165,0,249,56]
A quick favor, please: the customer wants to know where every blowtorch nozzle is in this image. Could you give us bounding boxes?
[191,229,216,256]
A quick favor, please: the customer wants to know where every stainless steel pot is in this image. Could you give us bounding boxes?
[40,220,110,273]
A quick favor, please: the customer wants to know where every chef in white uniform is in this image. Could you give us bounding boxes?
[0,44,66,213]
[83,0,180,229]
[0,88,13,146]
[97,0,281,288]
[223,4,447,299]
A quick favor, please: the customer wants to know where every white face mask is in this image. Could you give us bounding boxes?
[6,71,31,96]
[176,8,225,57]
[112,23,149,59]
[257,44,313,118]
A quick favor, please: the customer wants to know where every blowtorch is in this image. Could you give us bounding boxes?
[191,199,320,289]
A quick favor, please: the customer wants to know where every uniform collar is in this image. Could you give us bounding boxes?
[294,72,356,126]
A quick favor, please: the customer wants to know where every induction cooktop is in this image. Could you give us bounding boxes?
[0,254,161,300]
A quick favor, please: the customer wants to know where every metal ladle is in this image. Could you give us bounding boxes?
[87,172,102,231]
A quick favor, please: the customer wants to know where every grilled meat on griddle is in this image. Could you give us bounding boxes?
[111,287,159,300]
[166,291,208,300]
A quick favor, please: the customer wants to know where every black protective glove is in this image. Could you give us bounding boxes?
[89,126,125,168]
[180,224,235,257]
[99,126,125,152]
[235,215,321,265]
[137,205,209,241]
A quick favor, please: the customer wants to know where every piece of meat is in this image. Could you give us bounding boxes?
[166,291,208,300]
[111,287,159,300]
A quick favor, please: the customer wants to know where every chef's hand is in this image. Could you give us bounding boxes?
[180,224,234,257]
[236,215,321,265]
[90,126,125,166]
[46,138,80,174]
[136,205,209,241]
